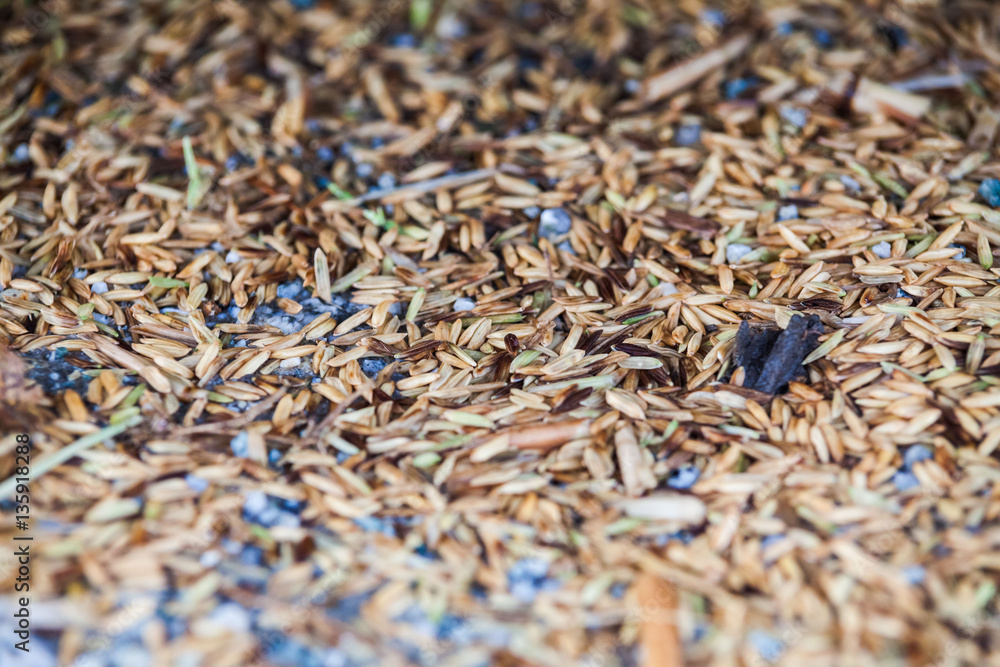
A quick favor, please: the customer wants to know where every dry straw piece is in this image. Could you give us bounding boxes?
[2,0,1000,666]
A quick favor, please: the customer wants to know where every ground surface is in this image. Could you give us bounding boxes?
[2,1,1000,666]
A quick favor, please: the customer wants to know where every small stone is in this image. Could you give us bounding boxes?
[453,297,476,312]
[892,470,920,492]
[749,630,785,662]
[524,206,541,219]
[666,465,701,489]
[256,505,281,526]
[777,204,799,221]
[761,534,785,549]
[780,106,809,128]
[840,175,861,193]
[277,280,304,300]
[377,172,396,191]
[199,550,222,568]
[356,162,373,178]
[11,143,30,163]
[901,565,925,585]
[73,268,88,280]
[361,358,388,377]
[539,208,572,238]
[903,444,933,469]
[244,490,268,517]
[726,243,754,264]
[239,545,263,566]
[871,241,892,259]
[701,9,726,27]
[185,474,209,493]
[91,281,109,294]
[724,78,752,99]
[435,14,466,39]
[675,124,701,146]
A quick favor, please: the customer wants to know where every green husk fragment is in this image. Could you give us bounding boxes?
[329,263,376,294]
[413,452,442,468]
[148,276,189,288]
[802,328,846,365]
[406,288,425,322]
[410,0,432,29]
[0,416,142,500]
[326,182,353,201]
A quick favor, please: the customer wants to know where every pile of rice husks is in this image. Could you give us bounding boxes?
[2,1,1000,665]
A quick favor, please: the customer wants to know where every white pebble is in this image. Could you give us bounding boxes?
[91,281,109,294]
[454,297,476,312]
[871,241,892,259]
[726,244,753,264]
[225,250,241,264]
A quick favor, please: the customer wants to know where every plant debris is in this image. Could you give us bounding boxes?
[2,1,1000,666]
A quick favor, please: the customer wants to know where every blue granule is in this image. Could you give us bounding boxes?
[230,431,250,458]
[507,557,558,602]
[361,357,389,377]
[901,564,925,585]
[239,545,264,566]
[436,614,466,641]
[701,9,726,27]
[185,474,209,493]
[749,630,785,662]
[353,516,396,537]
[903,445,932,469]
[880,24,908,51]
[724,78,755,100]
[892,470,920,492]
[539,208,572,239]
[326,591,374,623]
[316,146,334,163]
[761,534,785,549]
[390,33,417,48]
[281,498,305,513]
[10,143,30,164]
[813,28,833,48]
[780,107,809,128]
[675,124,702,146]
[777,204,799,221]
[978,178,1000,207]
[666,465,700,489]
